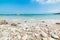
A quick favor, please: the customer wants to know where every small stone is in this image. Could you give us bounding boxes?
[48,37,56,40]
[41,31,48,37]
[56,23,60,25]
[42,21,45,23]
[11,23,17,26]
[42,38,47,40]
[0,20,8,25]
[17,23,21,24]
[51,33,59,39]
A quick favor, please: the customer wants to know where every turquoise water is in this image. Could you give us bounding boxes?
[0,14,60,19]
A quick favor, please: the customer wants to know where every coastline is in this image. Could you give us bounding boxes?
[0,18,60,40]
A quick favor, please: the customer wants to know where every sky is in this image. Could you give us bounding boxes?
[0,0,60,14]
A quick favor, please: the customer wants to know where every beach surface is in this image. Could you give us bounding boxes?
[0,18,60,40]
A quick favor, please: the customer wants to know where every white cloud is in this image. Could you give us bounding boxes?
[33,0,60,4]
[32,0,45,4]
[46,9,60,13]
[35,0,45,3]
[46,0,60,4]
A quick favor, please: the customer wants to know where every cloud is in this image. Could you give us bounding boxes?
[46,0,60,4]
[33,0,60,4]
[32,0,45,4]
[46,9,60,13]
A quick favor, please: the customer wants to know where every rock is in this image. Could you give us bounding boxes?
[42,38,47,40]
[17,23,21,24]
[56,22,60,25]
[22,34,28,40]
[24,20,27,23]
[41,30,48,37]
[42,21,45,23]
[11,23,17,26]
[51,33,59,39]
[48,37,56,40]
[0,20,8,25]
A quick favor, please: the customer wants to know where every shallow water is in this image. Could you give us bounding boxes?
[0,14,60,19]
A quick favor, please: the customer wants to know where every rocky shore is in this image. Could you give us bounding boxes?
[0,19,60,40]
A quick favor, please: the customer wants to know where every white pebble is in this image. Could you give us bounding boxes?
[50,32,59,39]
[41,30,48,37]
[42,38,47,40]
[48,37,56,40]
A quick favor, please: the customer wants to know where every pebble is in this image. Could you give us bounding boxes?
[50,32,59,39]
[41,30,48,37]
[42,38,47,40]
[48,37,56,40]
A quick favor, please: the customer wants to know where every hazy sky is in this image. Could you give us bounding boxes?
[0,0,60,14]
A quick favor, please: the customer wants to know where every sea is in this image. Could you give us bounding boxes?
[0,14,60,19]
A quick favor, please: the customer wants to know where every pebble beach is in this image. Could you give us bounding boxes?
[0,18,60,40]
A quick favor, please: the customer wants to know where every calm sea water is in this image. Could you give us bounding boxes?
[0,14,60,19]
